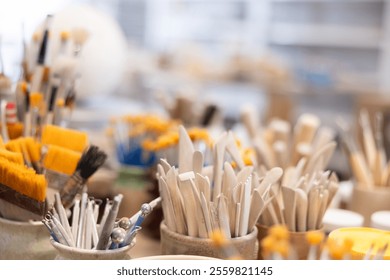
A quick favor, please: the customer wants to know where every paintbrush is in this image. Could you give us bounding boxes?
[30,15,53,94]
[337,117,373,187]
[359,109,377,171]
[45,76,60,125]
[60,145,107,208]
[42,145,81,176]
[0,155,47,221]
[72,27,89,57]
[41,124,88,153]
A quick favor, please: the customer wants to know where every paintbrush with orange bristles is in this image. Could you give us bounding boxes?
[42,144,82,191]
[0,155,47,221]
[5,137,42,173]
[41,124,88,153]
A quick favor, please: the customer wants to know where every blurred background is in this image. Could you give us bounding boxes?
[2,0,390,179]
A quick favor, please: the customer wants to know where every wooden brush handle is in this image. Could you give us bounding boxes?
[60,173,85,208]
[350,152,372,187]
[0,183,45,216]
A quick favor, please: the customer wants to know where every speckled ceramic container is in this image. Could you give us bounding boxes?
[0,216,56,260]
[160,221,259,260]
[256,224,324,260]
[50,238,134,260]
[349,184,390,226]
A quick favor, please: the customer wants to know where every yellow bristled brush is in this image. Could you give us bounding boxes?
[7,123,23,140]
[8,139,33,168]
[5,137,42,172]
[24,137,42,164]
[0,156,47,220]
[0,149,24,165]
[29,92,44,137]
[41,124,88,153]
[59,31,70,54]
[30,92,44,110]
[43,145,81,176]
[20,81,31,137]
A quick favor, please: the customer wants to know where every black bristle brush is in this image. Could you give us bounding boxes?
[60,145,107,208]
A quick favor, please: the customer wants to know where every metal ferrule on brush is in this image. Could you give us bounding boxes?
[59,171,85,209]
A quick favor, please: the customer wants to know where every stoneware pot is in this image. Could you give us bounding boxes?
[160,221,259,260]
[0,216,56,260]
[370,211,390,231]
[256,224,324,260]
[50,238,134,260]
[348,184,390,226]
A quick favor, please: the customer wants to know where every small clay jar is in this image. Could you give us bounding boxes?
[50,238,134,260]
[348,184,390,226]
[256,224,325,260]
[0,216,56,260]
[160,221,259,260]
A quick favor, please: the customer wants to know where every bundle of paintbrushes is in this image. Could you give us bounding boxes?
[0,125,107,221]
[143,126,214,168]
[240,110,336,172]
[157,125,276,239]
[40,124,89,192]
[154,89,221,128]
[260,225,389,260]
[258,166,339,232]
[43,191,161,251]
[0,149,47,221]
[107,114,179,168]
[338,110,390,188]
[11,14,90,137]
[0,122,94,192]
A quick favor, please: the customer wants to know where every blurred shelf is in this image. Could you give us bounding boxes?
[272,0,385,2]
[269,23,382,49]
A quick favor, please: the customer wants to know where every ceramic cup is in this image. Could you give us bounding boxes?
[370,211,390,231]
[160,221,259,260]
[50,238,134,260]
[348,184,390,226]
[0,216,56,260]
[256,224,324,260]
[322,208,364,234]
